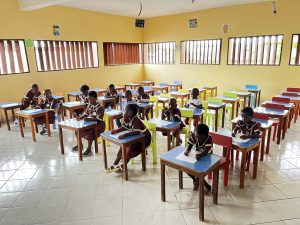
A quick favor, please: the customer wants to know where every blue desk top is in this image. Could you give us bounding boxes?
[208,103,226,108]
[101,131,145,144]
[148,118,181,129]
[40,95,64,100]
[261,100,294,108]
[98,96,116,101]
[153,85,168,88]
[17,109,48,115]
[254,107,289,116]
[218,130,260,149]
[161,146,221,173]
[216,96,240,101]
[231,116,273,129]
[0,102,21,108]
[63,101,85,107]
[180,108,204,117]
[58,119,97,128]
[104,108,123,117]
[170,91,189,96]
[68,91,81,96]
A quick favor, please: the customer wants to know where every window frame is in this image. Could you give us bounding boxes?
[227,34,284,66]
[143,41,176,65]
[0,39,30,76]
[289,34,300,66]
[33,39,99,72]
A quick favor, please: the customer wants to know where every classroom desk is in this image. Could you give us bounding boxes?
[104,108,123,130]
[208,103,226,132]
[0,102,21,131]
[140,80,155,86]
[148,118,181,150]
[97,96,117,108]
[16,109,51,142]
[101,131,146,181]
[158,96,172,108]
[115,86,126,92]
[90,88,107,96]
[275,95,300,123]
[218,130,260,188]
[168,83,183,92]
[40,95,65,102]
[62,101,86,119]
[58,119,98,161]
[254,107,289,145]
[180,108,205,124]
[137,102,154,119]
[187,88,207,100]
[120,88,154,97]
[170,91,190,108]
[231,116,273,161]
[152,85,169,95]
[125,83,141,90]
[203,85,218,97]
[67,92,81,102]
[230,91,251,108]
[245,88,261,107]
[160,146,220,221]
[216,96,240,119]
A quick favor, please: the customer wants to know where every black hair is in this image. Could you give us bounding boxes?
[241,107,254,117]
[32,84,38,89]
[108,84,115,89]
[138,86,144,92]
[125,90,132,96]
[169,98,177,104]
[126,103,139,116]
[80,85,89,92]
[89,91,97,99]
[192,88,199,94]
[195,123,209,136]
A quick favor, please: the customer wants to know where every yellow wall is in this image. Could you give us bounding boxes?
[142,0,300,100]
[0,0,143,103]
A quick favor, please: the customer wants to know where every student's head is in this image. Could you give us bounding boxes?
[241,107,254,123]
[43,89,52,98]
[124,103,139,120]
[88,91,97,103]
[194,123,209,143]
[31,84,39,93]
[138,86,144,95]
[191,88,200,98]
[108,84,115,92]
[169,98,177,109]
[125,90,133,100]
[80,85,89,95]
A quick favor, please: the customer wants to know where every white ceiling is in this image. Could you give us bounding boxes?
[60,0,271,18]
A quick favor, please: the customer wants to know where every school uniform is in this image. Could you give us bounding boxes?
[184,98,202,126]
[34,97,62,125]
[74,93,89,117]
[161,107,185,130]
[21,89,41,110]
[235,120,261,136]
[105,90,119,108]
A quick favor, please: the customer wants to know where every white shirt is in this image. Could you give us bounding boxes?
[188,98,202,109]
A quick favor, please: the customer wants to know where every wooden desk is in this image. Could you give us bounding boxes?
[148,118,181,150]
[62,102,85,119]
[152,86,169,95]
[218,130,260,188]
[158,96,171,108]
[140,80,155,86]
[230,91,251,108]
[104,108,123,130]
[120,88,154,98]
[90,88,107,96]
[58,119,98,161]
[115,86,126,92]
[0,102,21,131]
[160,146,220,221]
[97,96,117,108]
[231,117,273,161]
[208,103,226,132]
[168,83,182,92]
[275,95,300,123]
[170,92,190,108]
[245,88,261,107]
[203,85,218,97]
[125,83,141,90]
[16,109,51,142]
[254,107,289,145]
[137,102,154,119]
[101,131,146,181]
[67,91,81,102]
[217,96,240,119]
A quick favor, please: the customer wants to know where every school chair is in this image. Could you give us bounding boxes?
[272,96,295,122]
[177,89,190,106]
[98,112,110,146]
[287,87,300,92]
[149,96,159,117]
[177,108,194,147]
[223,92,238,121]
[158,93,172,112]
[204,83,217,98]
[235,88,249,109]
[282,92,298,97]
[264,103,285,141]
[245,84,258,90]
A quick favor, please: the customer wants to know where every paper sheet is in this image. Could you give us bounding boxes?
[232,133,250,143]
[176,150,197,164]
[109,131,129,139]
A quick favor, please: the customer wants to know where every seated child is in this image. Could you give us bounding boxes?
[184,124,213,192]
[34,89,62,135]
[104,84,119,108]
[117,90,136,127]
[137,87,150,120]
[232,107,261,139]
[184,88,202,126]
[106,104,151,173]
[73,91,105,155]
[21,84,41,110]
[73,84,89,117]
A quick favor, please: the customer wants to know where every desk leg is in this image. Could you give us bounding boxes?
[221,107,225,128]
[11,109,15,121]
[266,127,271,154]
[18,116,24,138]
[199,176,205,221]
[67,95,70,102]
[141,140,146,172]
[151,107,154,119]
[69,109,73,119]
[179,171,183,189]
[260,130,266,161]
[282,116,287,140]
[45,112,51,137]
[253,147,259,179]
[231,102,235,120]
[240,152,246,189]
[30,117,36,142]
[4,109,10,131]
[122,145,128,181]
[102,139,108,169]
[214,109,218,132]
[94,126,98,154]
[175,128,180,147]
[257,91,261,106]
[167,132,171,151]
[277,118,282,144]
[213,169,219,204]
[77,131,83,161]
[161,163,166,202]
[59,127,64,154]
[248,96,251,107]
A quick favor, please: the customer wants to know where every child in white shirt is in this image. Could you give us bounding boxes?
[184,88,203,126]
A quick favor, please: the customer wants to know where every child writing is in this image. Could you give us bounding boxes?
[73,91,105,155]
[117,90,136,127]
[20,84,41,110]
[73,85,89,118]
[105,84,119,108]
[106,103,151,173]
[184,124,213,192]
[137,87,150,120]
[184,88,202,126]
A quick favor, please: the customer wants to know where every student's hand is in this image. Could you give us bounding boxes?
[184,150,189,156]
[195,154,201,161]
[76,117,81,121]
[118,134,127,139]
[240,135,248,140]
[231,132,236,137]
[111,130,118,135]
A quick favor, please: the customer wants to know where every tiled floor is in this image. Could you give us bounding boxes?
[0,118,300,225]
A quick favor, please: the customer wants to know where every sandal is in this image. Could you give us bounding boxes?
[83,149,92,156]
[40,128,47,135]
[105,165,123,174]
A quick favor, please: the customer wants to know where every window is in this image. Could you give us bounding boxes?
[227,35,283,66]
[0,39,29,75]
[103,42,142,66]
[181,39,221,64]
[290,34,300,65]
[34,40,98,72]
[143,42,175,64]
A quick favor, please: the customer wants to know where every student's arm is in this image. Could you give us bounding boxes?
[191,103,203,109]
[232,121,241,137]
[118,130,140,139]
[161,108,168,120]
[111,126,126,134]
[240,123,261,139]
[184,134,195,155]
[195,138,213,160]
[118,117,145,139]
